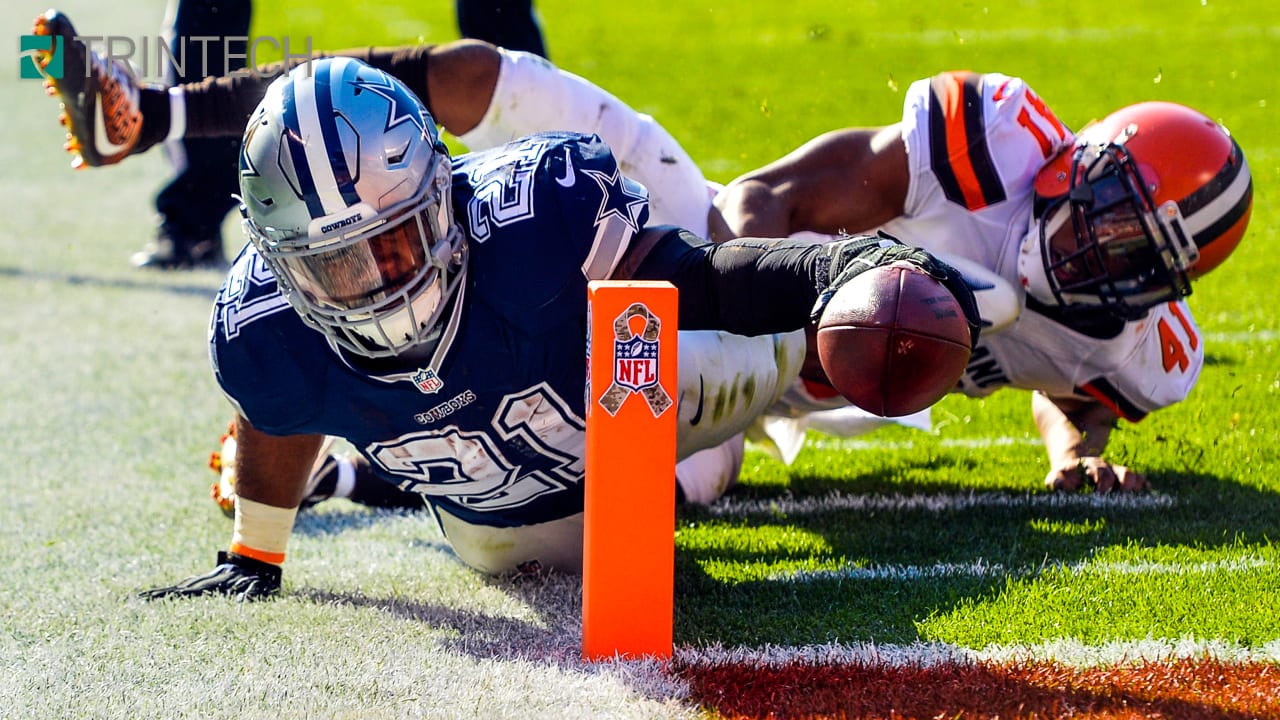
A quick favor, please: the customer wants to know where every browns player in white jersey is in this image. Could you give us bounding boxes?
[712,71,1253,493]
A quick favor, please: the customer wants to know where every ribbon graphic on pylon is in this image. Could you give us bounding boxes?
[597,302,673,417]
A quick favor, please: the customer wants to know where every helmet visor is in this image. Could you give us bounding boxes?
[281,207,436,312]
[1051,174,1160,292]
[1041,148,1193,317]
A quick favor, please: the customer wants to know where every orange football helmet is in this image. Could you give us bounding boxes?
[1020,101,1252,319]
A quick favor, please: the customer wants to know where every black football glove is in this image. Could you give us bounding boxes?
[138,551,281,601]
[818,231,983,348]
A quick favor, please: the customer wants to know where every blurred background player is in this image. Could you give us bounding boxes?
[131,0,251,269]
[456,0,547,59]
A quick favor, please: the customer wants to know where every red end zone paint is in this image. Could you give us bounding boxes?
[675,657,1280,719]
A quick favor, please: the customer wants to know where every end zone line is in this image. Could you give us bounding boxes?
[706,490,1176,518]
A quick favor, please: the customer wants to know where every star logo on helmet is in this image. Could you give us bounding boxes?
[351,75,428,136]
[238,113,262,178]
[583,166,647,234]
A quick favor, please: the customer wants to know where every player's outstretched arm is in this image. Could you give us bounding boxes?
[1032,392,1150,493]
[139,415,326,600]
[618,227,980,342]
[712,125,909,242]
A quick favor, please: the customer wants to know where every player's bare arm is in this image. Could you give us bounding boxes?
[1032,392,1149,493]
[139,416,325,600]
[712,125,909,241]
[229,415,327,510]
[415,40,499,135]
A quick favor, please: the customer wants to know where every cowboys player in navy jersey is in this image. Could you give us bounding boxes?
[132,58,979,598]
[27,8,797,517]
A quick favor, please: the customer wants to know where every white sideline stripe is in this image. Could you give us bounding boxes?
[1071,556,1274,576]
[768,556,1273,583]
[773,560,1012,582]
[1205,329,1280,344]
[707,490,1175,518]
[803,435,1042,452]
[673,637,1280,669]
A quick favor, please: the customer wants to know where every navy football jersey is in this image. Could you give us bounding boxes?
[210,133,651,528]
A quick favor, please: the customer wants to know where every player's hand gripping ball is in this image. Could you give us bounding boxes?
[817,262,972,417]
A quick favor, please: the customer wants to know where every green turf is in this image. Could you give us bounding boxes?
[3,0,1279,717]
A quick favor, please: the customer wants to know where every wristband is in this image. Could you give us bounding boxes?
[230,497,298,565]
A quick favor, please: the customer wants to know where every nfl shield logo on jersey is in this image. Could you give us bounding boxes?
[412,368,444,394]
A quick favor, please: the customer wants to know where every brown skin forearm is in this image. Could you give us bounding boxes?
[713,125,909,241]
[1031,392,1148,492]
[422,40,501,136]
[232,414,326,509]
[1031,391,1117,465]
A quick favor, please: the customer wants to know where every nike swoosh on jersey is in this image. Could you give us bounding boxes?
[689,376,705,425]
[555,146,576,187]
[992,78,1012,102]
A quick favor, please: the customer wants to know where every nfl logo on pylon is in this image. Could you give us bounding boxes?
[614,335,659,392]
[412,368,444,394]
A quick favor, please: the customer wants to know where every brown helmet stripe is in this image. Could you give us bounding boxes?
[1180,138,1252,250]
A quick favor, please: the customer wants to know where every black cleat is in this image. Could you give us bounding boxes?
[130,222,226,270]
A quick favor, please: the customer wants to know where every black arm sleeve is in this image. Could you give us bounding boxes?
[628,227,982,345]
[629,227,831,335]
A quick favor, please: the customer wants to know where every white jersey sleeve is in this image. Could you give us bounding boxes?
[881,71,1073,278]
[457,49,712,237]
[960,300,1204,421]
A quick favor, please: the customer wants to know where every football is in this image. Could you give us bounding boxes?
[816,262,973,417]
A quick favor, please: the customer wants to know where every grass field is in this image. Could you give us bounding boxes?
[3,0,1279,718]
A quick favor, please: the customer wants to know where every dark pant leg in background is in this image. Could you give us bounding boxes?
[455,0,547,58]
[134,0,252,269]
